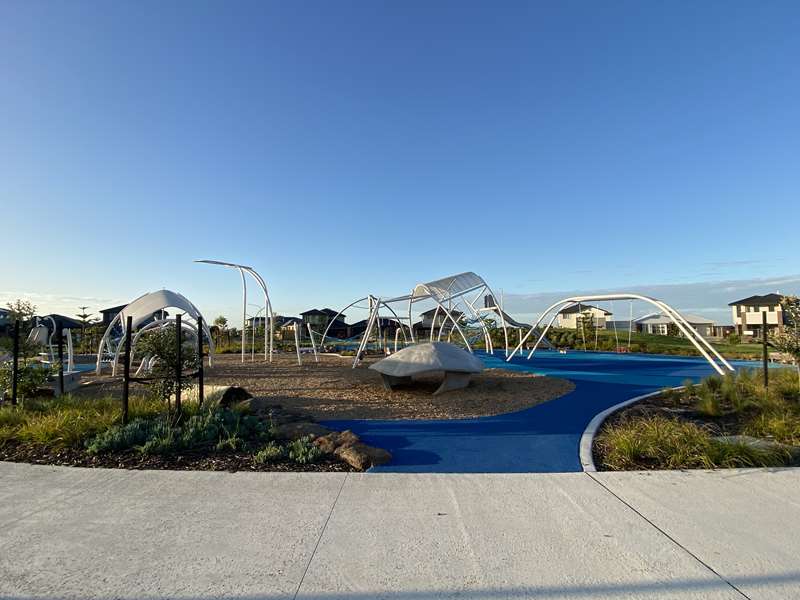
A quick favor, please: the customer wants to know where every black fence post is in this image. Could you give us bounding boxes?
[57,322,65,397]
[122,316,132,424]
[11,320,19,406]
[762,311,769,389]
[197,316,204,409]
[175,314,182,416]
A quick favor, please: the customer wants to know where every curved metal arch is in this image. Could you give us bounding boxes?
[320,296,368,346]
[195,260,274,363]
[507,293,733,375]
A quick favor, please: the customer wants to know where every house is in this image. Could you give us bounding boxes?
[413,308,464,339]
[99,304,167,331]
[635,313,715,338]
[347,317,403,340]
[729,293,788,338]
[41,314,84,332]
[300,308,348,339]
[0,308,10,336]
[276,317,303,341]
[556,305,612,330]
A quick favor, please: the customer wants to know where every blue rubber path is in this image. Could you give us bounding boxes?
[322,350,762,473]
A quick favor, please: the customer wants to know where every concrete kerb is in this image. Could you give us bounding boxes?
[580,386,684,472]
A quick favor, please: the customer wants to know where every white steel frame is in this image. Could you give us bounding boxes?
[95,290,215,375]
[195,259,274,363]
[507,293,734,375]
[322,272,522,368]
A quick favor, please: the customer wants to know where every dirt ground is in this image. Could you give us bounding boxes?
[77,353,574,420]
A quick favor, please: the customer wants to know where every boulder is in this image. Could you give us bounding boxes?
[370,342,483,395]
[272,421,332,441]
[334,442,392,471]
[314,430,360,454]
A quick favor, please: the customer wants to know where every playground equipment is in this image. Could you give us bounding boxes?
[507,293,734,375]
[195,259,274,363]
[27,316,76,373]
[322,272,541,368]
[95,289,214,375]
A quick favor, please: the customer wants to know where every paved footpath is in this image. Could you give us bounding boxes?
[1,463,799,599]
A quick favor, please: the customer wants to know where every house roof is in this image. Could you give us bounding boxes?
[420,308,464,317]
[300,308,346,318]
[41,314,85,330]
[636,313,715,325]
[728,293,784,307]
[100,304,126,314]
[558,304,612,316]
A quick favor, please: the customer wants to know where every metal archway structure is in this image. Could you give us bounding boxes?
[96,289,215,375]
[323,272,532,368]
[507,293,734,375]
[195,259,274,363]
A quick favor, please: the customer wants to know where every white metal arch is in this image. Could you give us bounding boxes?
[96,289,215,375]
[195,259,274,363]
[507,293,734,375]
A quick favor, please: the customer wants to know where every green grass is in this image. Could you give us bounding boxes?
[596,415,788,470]
[598,367,800,470]
[0,395,164,448]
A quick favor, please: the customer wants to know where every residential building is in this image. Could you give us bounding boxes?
[556,305,612,330]
[729,293,788,338]
[635,314,715,338]
[413,308,464,339]
[300,308,348,339]
[0,308,10,336]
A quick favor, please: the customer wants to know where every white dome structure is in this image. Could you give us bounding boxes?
[96,289,215,375]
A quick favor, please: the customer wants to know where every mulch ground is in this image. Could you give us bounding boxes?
[0,440,357,472]
[77,353,575,420]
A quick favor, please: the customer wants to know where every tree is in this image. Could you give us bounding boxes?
[76,306,94,353]
[213,316,228,345]
[135,323,200,406]
[666,322,680,337]
[6,299,36,325]
[771,295,800,393]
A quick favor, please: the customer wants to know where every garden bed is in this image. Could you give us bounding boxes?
[593,367,800,471]
[0,394,384,473]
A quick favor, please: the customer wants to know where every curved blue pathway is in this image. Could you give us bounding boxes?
[322,351,760,473]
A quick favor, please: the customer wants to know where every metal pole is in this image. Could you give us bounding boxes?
[197,316,204,409]
[175,313,182,416]
[11,320,19,406]
[122,316,132,424]
[57,322,65,397]
[239,268,247,364]
[762,311,769,388]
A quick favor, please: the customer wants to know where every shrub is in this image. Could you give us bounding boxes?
[85,418,164,454]
[597,415,788,470]
[134,324,199,403]
[254,442,285,464]
[287,435,322,464]
[0,362,54,401]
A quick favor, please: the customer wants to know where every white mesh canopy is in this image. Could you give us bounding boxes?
[120,290,203,331]
[410,272,486,304]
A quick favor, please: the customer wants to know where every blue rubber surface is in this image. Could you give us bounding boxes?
[321,350,763,473]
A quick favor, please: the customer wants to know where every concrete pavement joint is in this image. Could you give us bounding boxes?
[293,471,349,599]
[585,471,752,600]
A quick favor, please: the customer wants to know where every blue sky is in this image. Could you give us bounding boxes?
[2,1,799,325]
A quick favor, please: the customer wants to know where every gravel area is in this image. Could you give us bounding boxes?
[199,353,574,420]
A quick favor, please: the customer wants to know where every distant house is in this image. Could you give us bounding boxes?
[99,304,167,331]
[729,293,788,338]
[348,317,403,340]
[300,308,348,339]
[40,314,84,332]
[635,313,715,338]
[413,308,464,339]
[100,304,127,327]
[556,305,612,330]
[0,308,10,336]
[276,317,303,341]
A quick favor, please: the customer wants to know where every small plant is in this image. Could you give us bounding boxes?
[85,418,165,454]
[254,442,286,464]
[134,323,200,404]
[287,435,322,464]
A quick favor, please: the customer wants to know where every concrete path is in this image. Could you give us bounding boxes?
[2,463,798,599]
